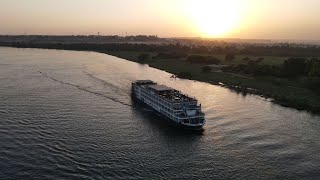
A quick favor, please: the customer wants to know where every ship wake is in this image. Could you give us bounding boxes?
[38,71,132,107]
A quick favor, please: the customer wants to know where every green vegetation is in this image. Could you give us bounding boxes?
[187,55,221,64]
[2,41,320,114]
[202,66,212,73]
[153,52,187,59]
[106,51,320,114]
[137,53,151,63]
[225,53,235,62]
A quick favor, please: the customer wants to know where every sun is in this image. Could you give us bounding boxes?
[186,0,241,37]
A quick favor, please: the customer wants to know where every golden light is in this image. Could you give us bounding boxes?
[186,0,241,37]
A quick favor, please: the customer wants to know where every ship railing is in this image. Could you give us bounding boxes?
[181,122,204,126]
[179,117,205,125]
[176,114,205,118]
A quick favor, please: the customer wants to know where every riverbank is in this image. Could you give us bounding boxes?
[101,50,320,114]
[1,44,320,114]
[2,46,320,180]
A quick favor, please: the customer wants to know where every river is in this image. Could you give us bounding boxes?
[0,47,319,179]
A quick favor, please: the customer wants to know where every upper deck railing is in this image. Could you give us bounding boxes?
[133,80,198,104]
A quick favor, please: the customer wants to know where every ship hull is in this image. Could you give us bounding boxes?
[131,92,204,131]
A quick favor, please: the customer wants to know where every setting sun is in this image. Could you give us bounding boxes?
[186,0,241,37]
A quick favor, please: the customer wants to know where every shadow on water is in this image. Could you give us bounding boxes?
[130,98,204,136]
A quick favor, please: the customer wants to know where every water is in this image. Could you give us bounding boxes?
[0,47,319,179]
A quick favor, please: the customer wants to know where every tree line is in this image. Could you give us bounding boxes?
[3,41,320,57]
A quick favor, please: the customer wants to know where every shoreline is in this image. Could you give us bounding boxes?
[87,50,320,115]
[1,45,319,115]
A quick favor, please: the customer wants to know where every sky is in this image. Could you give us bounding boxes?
[1,0,320,40]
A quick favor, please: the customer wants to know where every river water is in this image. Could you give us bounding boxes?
[0,47,319,179]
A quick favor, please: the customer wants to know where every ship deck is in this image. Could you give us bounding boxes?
[147,85,197,103]
[133,80,198,103]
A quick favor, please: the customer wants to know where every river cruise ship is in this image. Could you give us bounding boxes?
[131,80,205,130]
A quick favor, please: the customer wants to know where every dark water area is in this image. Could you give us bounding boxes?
[0,47,320,179]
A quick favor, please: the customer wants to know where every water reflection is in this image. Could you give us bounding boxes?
[0,47,320,179]
[131,99,204,136]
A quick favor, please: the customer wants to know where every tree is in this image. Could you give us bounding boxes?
[155,52,187,59]
[178,71,193,79]
[243,57,250,61]
[225,53,235,62]
[281,58,307,77]
[256,57,264,63]
[137,53,150,63]
[206,57,221,65]
[309,62,320,77]
[202,66,212,73]
[187,55,220,64]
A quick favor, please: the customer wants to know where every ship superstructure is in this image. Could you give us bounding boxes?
[131,80,205,130]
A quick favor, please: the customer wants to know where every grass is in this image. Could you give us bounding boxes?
[185,53,288,66]
[4,41,318,113]
[102,50,320,114]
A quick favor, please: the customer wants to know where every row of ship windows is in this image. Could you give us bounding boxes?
[141,96,178,121]
[161,110,178,121]
[141,89,170,105]
[140,89,183,110]
[136,87,182,109]
[141,91,173,111]
[141,96,172,113]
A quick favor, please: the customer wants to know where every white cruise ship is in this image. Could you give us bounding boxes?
[131,80,205,130]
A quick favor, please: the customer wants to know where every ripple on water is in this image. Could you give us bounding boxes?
[1,48,320,179]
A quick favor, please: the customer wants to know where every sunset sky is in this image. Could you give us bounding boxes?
[1,0,320,40]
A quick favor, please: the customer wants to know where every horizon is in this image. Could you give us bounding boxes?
[1,0,320,40]
[1,34,320,43]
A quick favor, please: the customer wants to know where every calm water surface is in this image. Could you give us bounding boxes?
[0,47,320,179]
